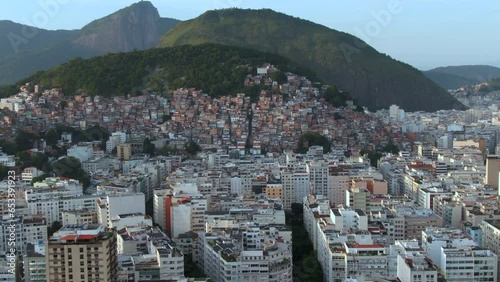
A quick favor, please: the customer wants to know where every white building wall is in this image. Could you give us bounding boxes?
[27,196,99,224]
[328,174,350,206]
[172,204,191,238]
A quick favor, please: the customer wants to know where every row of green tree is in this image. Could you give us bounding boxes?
[144,138,201,157]
[295,132,331,154]
[322,85,364,111]
[287,203,324,281]
[360,143,400,167]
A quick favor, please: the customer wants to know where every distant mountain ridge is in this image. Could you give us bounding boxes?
[424,65,500,90]
[0,1,180,85]
[158,9,466,112]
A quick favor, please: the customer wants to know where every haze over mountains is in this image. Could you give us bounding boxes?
[424,65,500,90]
[0,1,481,111]
[0,1,179,85]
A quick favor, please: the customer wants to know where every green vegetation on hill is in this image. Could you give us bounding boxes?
[51,157,90,188]
[490,78,500,90]
[322,86,353,107]
[0,84,18,99]
[159,8,465,112]
[53,124,110,144]
[296,132,331,154]
[423,72,476,90]
[15,44,319,99]
[424,65,500,89]
[427,65,500,82]
[479,78,500,92]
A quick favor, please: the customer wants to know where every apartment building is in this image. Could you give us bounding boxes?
[153,184,207,238]
[439,248,497,281]
[96,193,145,228]
[485,155,500,190]
[117,143,132,161]
[45,224,118,282]
[199,227,292,282]
[482,219,500,254]
[281,168,310,209]
[421,227,477,265]
[327,169,350,206]
[396,252,438,282]
[117,226,185,281]
[61,209,97,226]
[0,215,47,253]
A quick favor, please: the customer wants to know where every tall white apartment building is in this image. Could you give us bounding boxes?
[24,241,46,282]
[439,248,497,281]
[421,227,478,265]
[281,166,310,209]
[327,169,350,206]
[97,193,145,228]
[303,195,331,250]
[153,184,207,238]
[199,226,292,282]
[0,215,47,253]
[309,161,329,197]
[230,173,252,196]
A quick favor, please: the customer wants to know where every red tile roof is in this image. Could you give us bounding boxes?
[353,243,383,248]
[60,234,97,241]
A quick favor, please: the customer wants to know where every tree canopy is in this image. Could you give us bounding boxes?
[185,141,201,156]
[16,44,319,102]
[143,138,156,156]
[51,157,90,188]
[296,132,331,154]
[322,86,353,107]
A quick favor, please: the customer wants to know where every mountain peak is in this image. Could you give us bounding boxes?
[74,1,165,53]
[159,9,465,111]
[0,2,180,85]
[129,1,155,8]
[123,0,159,17]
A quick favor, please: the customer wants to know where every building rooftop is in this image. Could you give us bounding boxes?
[50,231,114,244]
[483,219,500,229]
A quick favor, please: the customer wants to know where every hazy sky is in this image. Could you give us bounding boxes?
[1,0,499,70]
